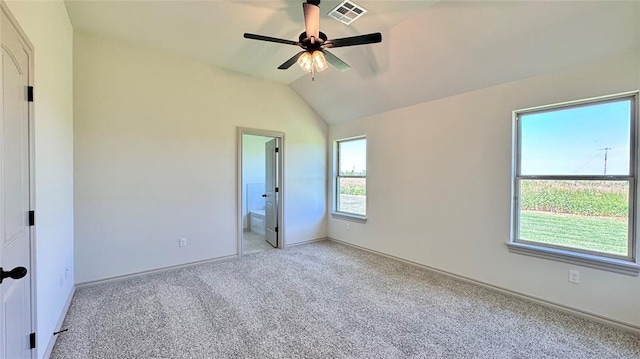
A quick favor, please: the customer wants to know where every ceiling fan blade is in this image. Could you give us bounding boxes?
[323,50,351,72]
[303,3,320,41]
[244,33,301,46]
[323,33,382,49]
[278,51,306,70]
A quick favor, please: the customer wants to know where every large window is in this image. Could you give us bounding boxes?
[334,137,366,219]
[511,93,638,269]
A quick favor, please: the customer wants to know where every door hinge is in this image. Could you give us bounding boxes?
[27,86,34,102]
[275,226,278,233]
[275,147,279,153]
[30,332,36,349]
[275,187,279,193]
[29,210,35,226]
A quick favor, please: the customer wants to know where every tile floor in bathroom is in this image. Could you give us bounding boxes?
[242,230,275,254]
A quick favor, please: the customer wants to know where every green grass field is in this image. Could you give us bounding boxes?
[519,211,628,256]
[520,180,628,217]
[336,178,630,256]
[338,177,366,216]
[338,194,366,216]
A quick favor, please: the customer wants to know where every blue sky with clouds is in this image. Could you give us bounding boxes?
[339,138,366,175]
[520,99,632,176]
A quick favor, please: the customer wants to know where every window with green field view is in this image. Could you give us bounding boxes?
[336,137,366,217]
[513,94,637,260]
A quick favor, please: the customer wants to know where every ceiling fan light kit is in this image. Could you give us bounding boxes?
[243,0,382,81]
[295,50,328,80]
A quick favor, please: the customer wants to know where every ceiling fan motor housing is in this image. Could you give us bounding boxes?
[299,31,327,49]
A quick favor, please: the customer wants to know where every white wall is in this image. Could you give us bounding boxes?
[74,32,327,283]
[242,134,270,230]
[329,51,640,328]
[4,1,74,358]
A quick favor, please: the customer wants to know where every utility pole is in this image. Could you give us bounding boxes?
[600,147,613,175]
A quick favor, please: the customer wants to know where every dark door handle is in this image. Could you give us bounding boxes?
[0,267,27,284]
[262,194,267,197]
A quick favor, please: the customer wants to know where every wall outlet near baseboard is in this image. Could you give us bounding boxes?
[568,269,580,284]
[179,238,187,247]
[346,222,351,231]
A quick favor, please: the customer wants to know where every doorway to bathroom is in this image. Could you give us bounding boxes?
[237,128,284,256]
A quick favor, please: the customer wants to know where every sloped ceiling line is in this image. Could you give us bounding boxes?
[65,0,640,124]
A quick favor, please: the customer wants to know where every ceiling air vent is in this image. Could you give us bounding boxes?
[328,0,367,25]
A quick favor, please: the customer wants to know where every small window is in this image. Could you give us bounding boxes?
[334,137,366,219]
[511,93,638,268]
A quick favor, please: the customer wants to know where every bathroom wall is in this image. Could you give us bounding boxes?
[242,134,271,229]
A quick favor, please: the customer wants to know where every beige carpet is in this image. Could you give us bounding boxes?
[52,241,640,358]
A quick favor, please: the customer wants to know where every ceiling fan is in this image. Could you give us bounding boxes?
[243,0,382,78]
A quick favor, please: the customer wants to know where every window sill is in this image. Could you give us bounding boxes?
[331,212,367,223]
[507,242,640,276]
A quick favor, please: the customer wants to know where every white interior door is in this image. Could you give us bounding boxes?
[0,7,33,359]
[264,138,279,248]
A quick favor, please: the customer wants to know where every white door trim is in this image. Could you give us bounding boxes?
[236,127,285,257]
[0,2,36,358]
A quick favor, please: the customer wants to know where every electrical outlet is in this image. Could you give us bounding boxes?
[64,267,69,280]
[179,238,187,247]
[346,223,351,231]
[568,269,580,284]
[59,273,64,287]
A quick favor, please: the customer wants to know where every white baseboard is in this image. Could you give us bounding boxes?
[78,238,330,288]
[76,254,237,288]
[285,237,327,248]
[327,237,640,334]
[43,286,75,359]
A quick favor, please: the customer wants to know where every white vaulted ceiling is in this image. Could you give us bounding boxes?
[65,0,640,124]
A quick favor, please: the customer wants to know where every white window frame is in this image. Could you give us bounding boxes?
[332,136,367,223]
[508,92,640,275]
